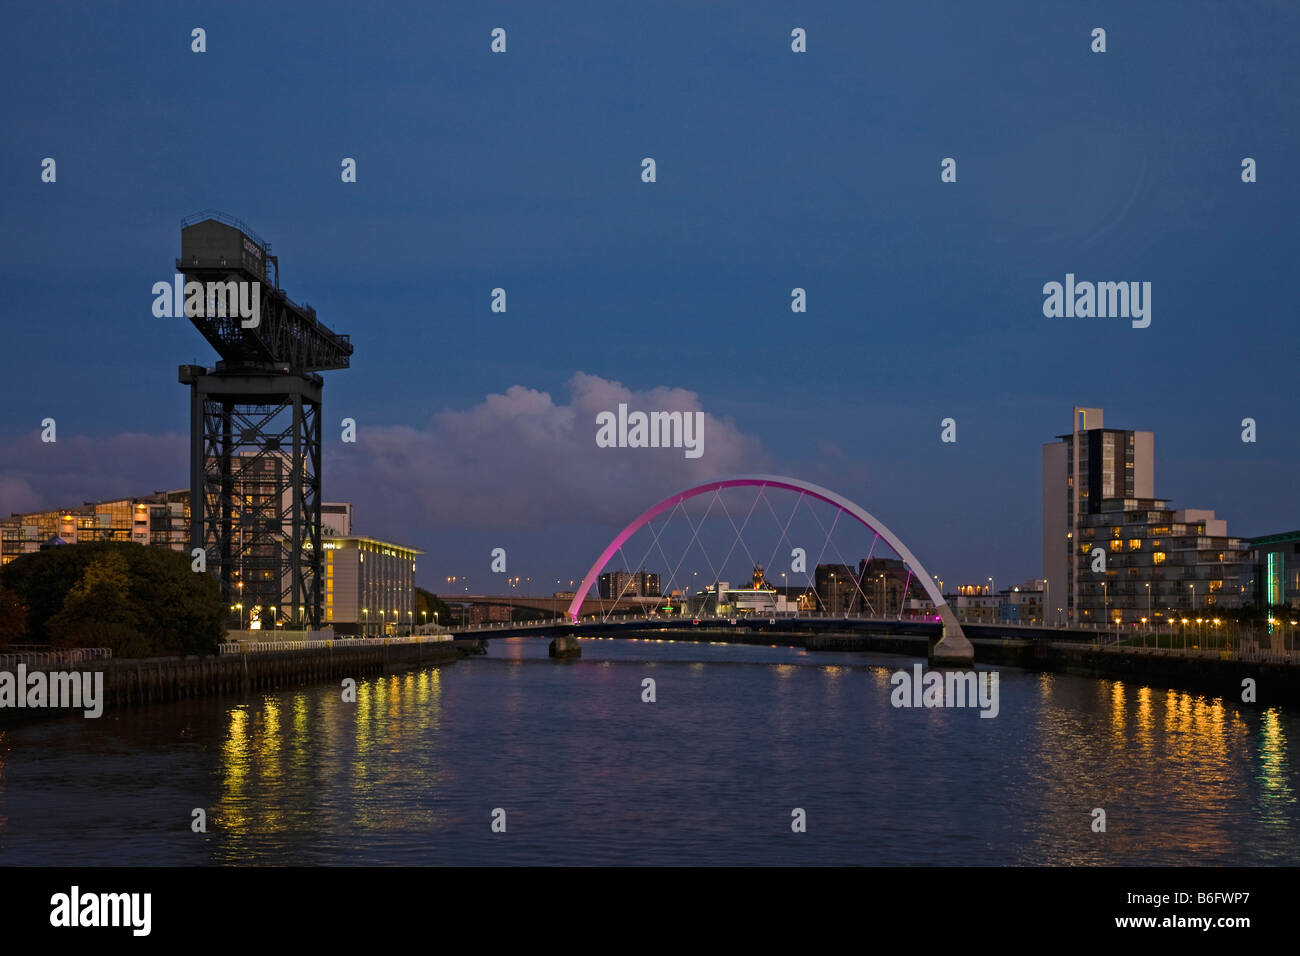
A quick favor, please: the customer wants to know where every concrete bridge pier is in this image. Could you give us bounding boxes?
[549,635,581,659]
[929,604,975,666]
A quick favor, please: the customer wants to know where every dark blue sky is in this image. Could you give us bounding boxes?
[2,0,1296,594]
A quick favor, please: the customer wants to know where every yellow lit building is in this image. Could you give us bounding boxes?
[323,536,422,636]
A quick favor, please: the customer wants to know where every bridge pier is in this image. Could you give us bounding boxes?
[929,604,975,666]
[549,635,581,659]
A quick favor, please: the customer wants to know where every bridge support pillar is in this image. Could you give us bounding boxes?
[929,604,975,666]
[549,635,581,659]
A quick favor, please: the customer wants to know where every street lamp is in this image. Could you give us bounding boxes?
[1145,583,1152,644]
[362,608,369,637]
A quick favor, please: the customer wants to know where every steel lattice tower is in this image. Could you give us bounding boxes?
[177,212,352,630]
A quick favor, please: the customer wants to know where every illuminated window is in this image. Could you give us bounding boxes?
[1110,540,1122,552]
[1152,551,1166,565]
[1128,539,1141,550]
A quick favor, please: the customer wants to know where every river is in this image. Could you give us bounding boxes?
[0,635,1295,865]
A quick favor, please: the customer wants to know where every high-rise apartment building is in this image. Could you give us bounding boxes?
[1043,407,1250,625]
[1042,407,1154,622]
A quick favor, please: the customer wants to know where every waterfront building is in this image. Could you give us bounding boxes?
[857,557,926,615]
[1042,407,1252,625]
[323,535,422,636]
[1,489,189,564]
[1042,407,1154,622]
[814,563,858,614]
[1074,499,1249,624]
[1241,530,1300,613]
[1,478,418,634]
[686,566,798,617]
[999,579,1045,624]
[947,584,1000,624]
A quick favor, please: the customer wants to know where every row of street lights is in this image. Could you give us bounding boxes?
[359,607,437,637]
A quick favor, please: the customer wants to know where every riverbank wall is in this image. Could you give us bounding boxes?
[0,639,486,724]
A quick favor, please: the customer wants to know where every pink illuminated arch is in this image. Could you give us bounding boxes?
[565,474,951,622]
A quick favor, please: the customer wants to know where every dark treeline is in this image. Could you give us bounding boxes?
[0,542,224,657]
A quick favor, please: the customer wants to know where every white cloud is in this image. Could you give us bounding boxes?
[328,372,771,531]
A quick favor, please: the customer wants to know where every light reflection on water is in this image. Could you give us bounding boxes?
[0,637,1296,865]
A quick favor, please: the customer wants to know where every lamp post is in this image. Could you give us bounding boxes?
[362,608,369,638]
[1145,583,1152,645]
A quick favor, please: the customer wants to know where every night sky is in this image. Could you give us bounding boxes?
[2,1,1296,594]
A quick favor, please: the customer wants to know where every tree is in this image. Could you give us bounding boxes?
[46,551,147,657]
[414,587,453,629]
[0,542,225,657]
[0,583,26,648]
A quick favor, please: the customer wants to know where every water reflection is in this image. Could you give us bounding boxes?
[0,639,1296,865]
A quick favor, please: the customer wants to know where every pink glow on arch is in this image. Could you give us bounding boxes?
[565,474,949,622]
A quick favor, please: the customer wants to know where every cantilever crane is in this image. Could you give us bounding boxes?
[177,212,351,631]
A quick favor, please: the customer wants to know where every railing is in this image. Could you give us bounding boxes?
[217,634,453,655]
[180,208,271,252]
[446,613,1134,633]
[1084,642,1296,665]
[0,648,114,670]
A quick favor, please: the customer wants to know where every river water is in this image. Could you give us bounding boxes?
[0,636,1296,865]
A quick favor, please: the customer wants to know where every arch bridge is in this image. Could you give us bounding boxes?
[562,475,973,665]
